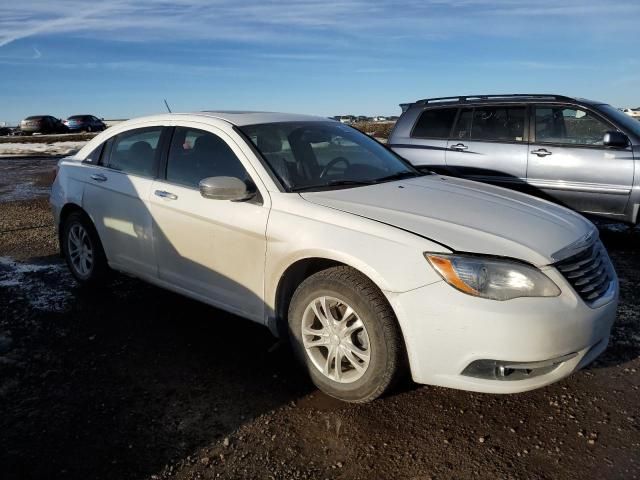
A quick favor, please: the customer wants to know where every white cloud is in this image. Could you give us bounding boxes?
[0,0,638,49]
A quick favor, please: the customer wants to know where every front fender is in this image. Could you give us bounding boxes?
[263,195,448,316]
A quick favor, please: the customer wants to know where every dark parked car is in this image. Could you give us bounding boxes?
[389,94,640,224]
[63,115,107,132]
[19,115,68,135]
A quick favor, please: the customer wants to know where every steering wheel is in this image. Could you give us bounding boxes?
[320,157,351,178]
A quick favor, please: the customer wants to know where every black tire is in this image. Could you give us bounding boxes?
[61,211,109,285]
[288,266,405,403]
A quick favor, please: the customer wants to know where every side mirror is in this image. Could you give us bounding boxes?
[199,176,254,201]
[603,131,629,148]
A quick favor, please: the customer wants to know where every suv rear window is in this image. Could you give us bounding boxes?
[453,106,526,142]
[412,108,457,138]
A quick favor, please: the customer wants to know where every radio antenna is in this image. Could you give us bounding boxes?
[163,99,172,113]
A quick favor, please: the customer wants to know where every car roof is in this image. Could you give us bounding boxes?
[403,94,607,110]
[181,111,332,126]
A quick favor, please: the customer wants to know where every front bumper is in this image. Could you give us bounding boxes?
[387,267,618,394]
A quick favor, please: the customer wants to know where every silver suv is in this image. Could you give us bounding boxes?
[389,94,640,224]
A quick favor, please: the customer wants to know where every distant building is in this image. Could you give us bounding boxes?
[338,115,356,124]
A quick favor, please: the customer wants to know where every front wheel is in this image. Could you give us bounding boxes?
[288,266,405,403]
[61,211,109,285]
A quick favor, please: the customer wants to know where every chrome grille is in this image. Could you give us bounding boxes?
[554,241,614,306]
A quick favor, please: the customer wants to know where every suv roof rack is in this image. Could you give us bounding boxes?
[411,94,576,106]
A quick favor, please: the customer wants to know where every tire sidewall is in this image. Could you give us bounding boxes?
[288,275,393,402]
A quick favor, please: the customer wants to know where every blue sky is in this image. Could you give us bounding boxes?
[0,0,639,123]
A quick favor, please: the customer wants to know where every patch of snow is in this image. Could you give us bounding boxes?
[0,141,87,157]
[0,257,73,311]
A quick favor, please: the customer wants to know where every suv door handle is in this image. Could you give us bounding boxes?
[154,190,178,200]
[450,143,468,151]
[90,174,107,182]
[531,149,552,157]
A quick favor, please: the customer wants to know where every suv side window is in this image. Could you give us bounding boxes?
[166,127,249,188]
[107,127,163,177]
[453,106,526,142]
[535,106,611,146]
[412,108,458,138]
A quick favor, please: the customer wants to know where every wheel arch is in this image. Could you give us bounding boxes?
[272,255,396,339]
[58,203,98,253]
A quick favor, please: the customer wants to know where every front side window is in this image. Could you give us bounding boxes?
[240,121,420,191]
[535,107,611,145]
[107,127,163,177]
[166,127,249,188]
[453,106,525,142]
[412,108,458,138]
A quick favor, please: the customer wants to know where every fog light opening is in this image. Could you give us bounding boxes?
[462,353,578,381]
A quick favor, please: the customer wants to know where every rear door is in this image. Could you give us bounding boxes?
[445,105,529,187]
[82,126,167,278]
[148,124,270,322]
[526,105,634,217]
[390,107,458,171]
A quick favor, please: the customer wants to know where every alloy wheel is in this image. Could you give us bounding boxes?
[67,223,94,278]
[301,296,371,383]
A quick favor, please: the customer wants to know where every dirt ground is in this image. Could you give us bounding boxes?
[1,196,639,479]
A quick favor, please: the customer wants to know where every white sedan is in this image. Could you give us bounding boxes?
[50,111,618,402]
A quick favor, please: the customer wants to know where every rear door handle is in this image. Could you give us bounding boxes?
[90,174,107,182]
[450,143,468,151]
[154,190,178,200]
[531,149,552,157]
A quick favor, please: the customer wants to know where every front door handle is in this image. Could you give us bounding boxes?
[531,149,552,157]
[154,190,178,200]
[450,143,468,151]
[90,174,107,182]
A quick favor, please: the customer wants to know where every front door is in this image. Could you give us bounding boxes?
[527,105,634,217]
[149,125,269,321]
[81,126,165,278]
[445,105,529,188]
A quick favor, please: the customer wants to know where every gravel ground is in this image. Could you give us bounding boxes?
[0,192,639,479]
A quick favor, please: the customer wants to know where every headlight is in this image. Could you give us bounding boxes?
[425,253,560,301]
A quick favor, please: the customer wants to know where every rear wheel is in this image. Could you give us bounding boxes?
[288,266,405,403]
[61,211,109,285]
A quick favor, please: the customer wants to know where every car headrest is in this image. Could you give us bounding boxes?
[130,141,153,156]
[194,134,225,153]
[257,133,282,154]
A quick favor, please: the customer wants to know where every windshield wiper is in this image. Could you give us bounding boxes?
[290,179,376,192]
[373,171,424,183]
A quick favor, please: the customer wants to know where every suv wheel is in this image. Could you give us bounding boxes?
[288,266,405,403]
[61,211,109,285]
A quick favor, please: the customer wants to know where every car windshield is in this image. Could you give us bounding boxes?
[595,104,640,138]
[239,121,422,191]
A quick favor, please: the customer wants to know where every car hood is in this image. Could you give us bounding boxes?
[300,175,595,266]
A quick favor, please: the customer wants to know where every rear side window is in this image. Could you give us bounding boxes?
[165,127,249,188]
[452,106,526,142]
[83,142,104,164]
[107,127,163,177]
[412,108,457,138]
